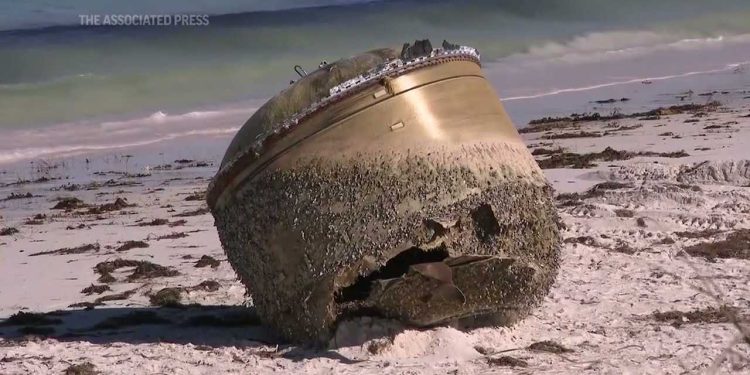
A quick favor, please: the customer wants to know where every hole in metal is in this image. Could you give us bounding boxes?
[335,246,450,303]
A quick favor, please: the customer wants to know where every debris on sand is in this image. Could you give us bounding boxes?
[192,280,221,292]
[93,289,137,303]
[1,192,36,201]
[541,131,602,140]
[525,101,721,128]
[86,197,134,214]
[563,236,597,246]
[527,340,574,354]
[169,219,187,227]
[24,213,47,225]
[531,147,565,156]
[0,227,19,236]
[184,191,204,201]
[149,287,184,307]
[115,240,149,252]
[153,231,190,241]
[556,181,633,204]
[66,223,90,230]
[29,243,100,257]
[603,124,643,134]
[194,255,220,268]
[174,207,210,217]
[487,356,529,368]
[70,288,137,308]
[137,218,169,226]
[1,311,62,326]
[366,338,393,355]
[63,362,98,375]
[536,147,689,169]
[129,262,180,280]
[52,197,85,210]
[94,259,179,282]
[81,284,111,295]
[636,217,648,228]
[610,242,639,255]
[674,229,722,239]
[590,181,633,191]
[684,229,750,260]
[651,305,737,328]
[92,311,170,330]
[656,237,676,245]
[614,209,635,218]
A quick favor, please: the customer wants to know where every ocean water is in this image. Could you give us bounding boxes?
[1,0,750,165]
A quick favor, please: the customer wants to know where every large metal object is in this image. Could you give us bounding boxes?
[208,41,561,343]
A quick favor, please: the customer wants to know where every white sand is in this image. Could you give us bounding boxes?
[1,102,749,374]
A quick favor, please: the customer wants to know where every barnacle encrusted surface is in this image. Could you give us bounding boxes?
[212,142,561,343]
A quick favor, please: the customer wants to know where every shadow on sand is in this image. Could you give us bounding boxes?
[0,305,366,364]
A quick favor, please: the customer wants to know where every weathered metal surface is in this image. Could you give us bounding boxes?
[208,41,561,343]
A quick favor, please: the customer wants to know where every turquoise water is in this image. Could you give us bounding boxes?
[2,0,750,129]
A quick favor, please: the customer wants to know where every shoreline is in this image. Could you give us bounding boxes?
[2,35,750,168]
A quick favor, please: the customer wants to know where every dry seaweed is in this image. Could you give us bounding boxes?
[154,232,189,240]
[169,219,187,227]
[184,192,204,201]
[194,255,220,268]
[24,213,46,225]
[527,340,574,354]
[63,362,98,375]
[656,237,676,245]
[540,131,602,140]
[115,240,149,252]
[0,227,19,236]
[94,259,179,282]
[537,147,689,169]
[149,287,184,307]
[487,356,528,367]
[674,229,722,239]
[652,305,736,327]
[174,207,210,217]
[610,242,638,255]
[563,236,596,246]
[86,197,134,214]
[614,209,635,218]
[68,291,136,309]
[137,218,169,226]
[52,197,85,210]
[1,192,36,201]
[192,280,221,292]
[66,223,89,230]
[81,284,111,295]
[526,101,721,127]
[29,243,100,257]
[684,229,750,260]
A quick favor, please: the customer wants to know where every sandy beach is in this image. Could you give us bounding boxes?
[0,89,748,373]
[4,0,750,373]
